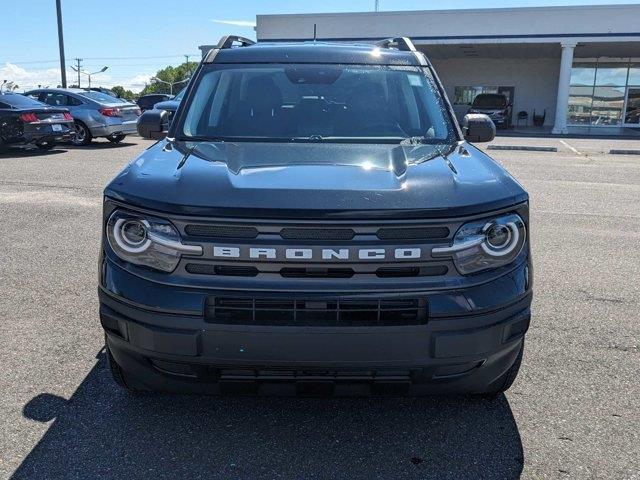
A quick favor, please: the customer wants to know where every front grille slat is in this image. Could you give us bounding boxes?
[206,297,427,326]
[377,226,449,240]
[185,224,258,238]
[280,228,355,240]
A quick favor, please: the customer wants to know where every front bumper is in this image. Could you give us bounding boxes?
[100,258,532,395]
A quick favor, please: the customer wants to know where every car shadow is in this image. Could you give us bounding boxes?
[0,147,68,158]
[69,141,138,150]
[13,351,524,480]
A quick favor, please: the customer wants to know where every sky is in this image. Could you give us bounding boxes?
[1,0,638,93]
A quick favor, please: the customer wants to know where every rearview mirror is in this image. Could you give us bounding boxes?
[137,109,170,139]
[462,114,496,143]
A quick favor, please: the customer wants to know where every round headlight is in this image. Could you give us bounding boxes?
[121,220,147,245]
[486,224,511,249]
[113,218,151,253]
[481,221,520,257]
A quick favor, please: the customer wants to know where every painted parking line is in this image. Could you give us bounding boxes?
[559,140,582,155]
[609,149,640,155]
[487,145,557,152]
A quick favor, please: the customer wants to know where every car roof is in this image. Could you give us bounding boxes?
[211,42,422,66]
[26,87,87,94]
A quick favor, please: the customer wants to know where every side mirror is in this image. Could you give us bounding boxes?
[137,109,170,139]
[462,114,496,143]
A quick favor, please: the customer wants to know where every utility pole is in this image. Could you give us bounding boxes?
[74,58,82,87]
[375,0,380,12]
[56,0,67,87]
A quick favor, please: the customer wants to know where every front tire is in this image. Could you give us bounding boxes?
[107,133,126,144]
[71,121,92,146]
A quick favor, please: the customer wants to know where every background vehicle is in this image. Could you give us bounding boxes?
[101,37,530,397]
[0,92,74,151]
[136,93,172,112]
[89,87,118,98]
[24,88,140,146]
[136,87,186,139]
[469,93,512,128]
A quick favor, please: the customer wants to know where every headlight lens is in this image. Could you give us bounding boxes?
[106,210,202,272]
[433,213,526,275]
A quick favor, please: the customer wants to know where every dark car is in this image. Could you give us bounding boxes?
[136,93,172,112]
[136,87,185,139]
[100,36,531,396]
[469,93,512,128]
[0,92,74,151]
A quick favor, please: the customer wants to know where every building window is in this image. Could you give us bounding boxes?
[453,86,498,105]
[568,60,639,127]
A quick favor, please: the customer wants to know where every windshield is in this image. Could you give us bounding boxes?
[173,87,186,102]
[78,90,123,103]
[0,93,46,108]
[179,64,456,143]
[472,94,506,109]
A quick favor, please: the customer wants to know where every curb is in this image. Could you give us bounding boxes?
[487,145,557,152]
[609,149,640,155]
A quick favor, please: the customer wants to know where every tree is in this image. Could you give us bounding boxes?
[111,85,136,100]
[139,61,198,96]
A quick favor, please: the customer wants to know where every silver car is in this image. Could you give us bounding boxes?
[24,88,141,145]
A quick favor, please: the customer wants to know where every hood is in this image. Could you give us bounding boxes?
[104,140,527,219]
[153,99,180,111]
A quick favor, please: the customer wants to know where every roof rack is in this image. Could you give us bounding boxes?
[204,35,256,63]
[216,35,256,49]
[375,37,417,52]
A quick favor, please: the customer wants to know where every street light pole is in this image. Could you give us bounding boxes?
[56,0,67,87]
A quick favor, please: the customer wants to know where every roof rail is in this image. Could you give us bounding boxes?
[375,37,417,52]
[216,35,256,49]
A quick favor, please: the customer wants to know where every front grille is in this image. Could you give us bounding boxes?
[377,226,449,240]
[185,224,258,238]
[205,296,428,326]
[280,228,355,240]
[177,217,459,282]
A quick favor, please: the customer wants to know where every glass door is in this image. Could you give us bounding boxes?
[623,88,640,126]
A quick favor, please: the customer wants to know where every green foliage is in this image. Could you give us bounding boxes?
[139,61,198,96]
[111,85,136,100]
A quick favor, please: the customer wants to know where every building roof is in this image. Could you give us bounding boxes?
[256,4,640,45]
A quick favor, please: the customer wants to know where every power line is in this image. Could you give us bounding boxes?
[4,54,200,65]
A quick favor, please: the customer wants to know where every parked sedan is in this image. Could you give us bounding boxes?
[25,88,140,146]
[0,92,74,151]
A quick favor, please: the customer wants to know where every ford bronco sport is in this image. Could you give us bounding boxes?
[100,36,532,396]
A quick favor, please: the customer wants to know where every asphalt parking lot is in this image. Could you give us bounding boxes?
[0,136,638,480]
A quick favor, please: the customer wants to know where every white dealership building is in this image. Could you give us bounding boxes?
[249,4,640,136]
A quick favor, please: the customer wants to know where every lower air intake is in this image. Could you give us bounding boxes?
[205,297,428,326]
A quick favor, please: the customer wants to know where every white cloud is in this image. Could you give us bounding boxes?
[212,19,256,28]
[0,63,152,93]
[0,63,69,91]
